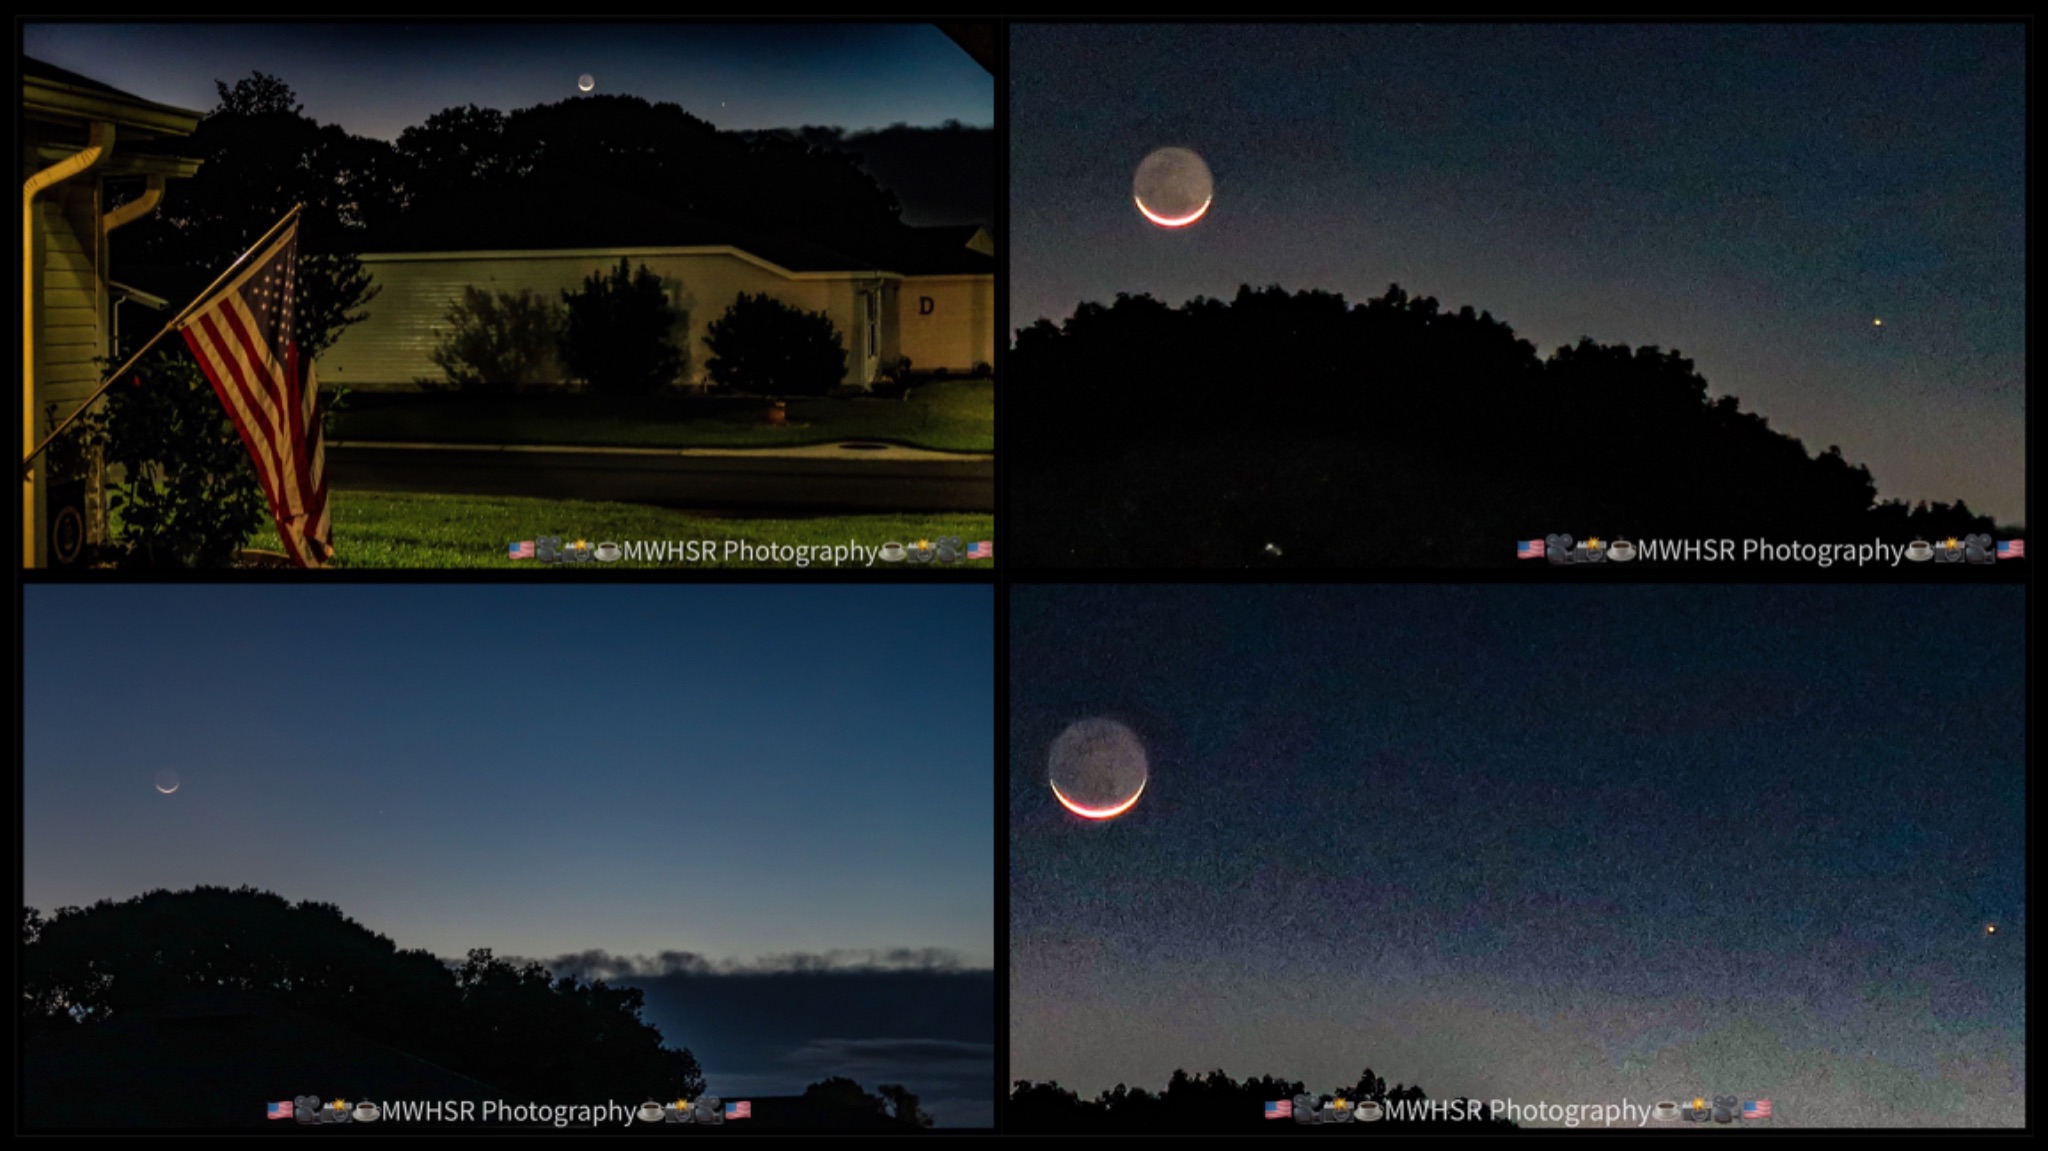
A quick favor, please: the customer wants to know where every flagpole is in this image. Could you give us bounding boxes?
[20,203,305,479]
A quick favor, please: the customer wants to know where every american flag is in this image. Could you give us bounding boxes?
[1743,1100,1771,1120]
[1265,1100,1291,1119]
[1517,539,1544,559]
[1997,540,2023,558]
[177,217,331,567]
[724,1100,751,1120]
[509,540,535,560]
[267,1101,293,1120]
[968,540,993,559]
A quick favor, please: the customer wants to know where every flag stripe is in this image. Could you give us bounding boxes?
[176,220,330,567]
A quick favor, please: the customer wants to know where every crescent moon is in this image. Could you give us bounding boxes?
[1135,194,1211,229]
[156,781,178,794]
[1051,777,1145,820]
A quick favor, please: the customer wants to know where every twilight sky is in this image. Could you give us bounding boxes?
[24,22,992,140]
[25,584,994,1120]
[1011,24,2024,525]
[26,584,991,962]
[1011,584,2024,1127]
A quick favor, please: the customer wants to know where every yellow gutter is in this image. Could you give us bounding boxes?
[22,120,113,568]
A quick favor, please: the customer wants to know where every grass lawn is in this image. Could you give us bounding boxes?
[244,490,994,569]
[332,378,993,454]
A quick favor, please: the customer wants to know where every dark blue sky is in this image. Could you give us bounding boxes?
[26,585,992,966]
[25,22,991,139]
[1012,24,2023,525]
[1011,585,2024,1127]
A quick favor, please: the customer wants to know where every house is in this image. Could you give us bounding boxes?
[21,57,205,569]
[318,223,995,393]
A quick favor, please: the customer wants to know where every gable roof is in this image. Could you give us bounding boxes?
[23,55,204,139]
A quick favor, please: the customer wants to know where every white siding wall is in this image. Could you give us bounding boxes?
[320,250,889,392]
[898,275,994,374]
[36,186,105,420]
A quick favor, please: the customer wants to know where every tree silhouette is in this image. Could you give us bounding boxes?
[378,94,907,255]
[1010,1067,1516,1132]
[21,887,704,1105]
[119,73,386,360]
[703,292,850,396]
[877,1083,936,1128]
[1010,283,2003,567]
[559,259,686,395]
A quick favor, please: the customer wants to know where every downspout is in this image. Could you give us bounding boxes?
[23,119,114,569]
[98,174,163,552]
[102,171,163,233]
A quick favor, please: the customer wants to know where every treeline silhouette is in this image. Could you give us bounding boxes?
[1010,285,2005,567]
[116,73,947,338]
[1011,1067,1517,1132]
[22,887,702,1105]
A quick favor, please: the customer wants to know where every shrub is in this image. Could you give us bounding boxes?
[97,348,269,568]
[428,286,565,393]
[559,259,685,396]
[703,292,849,397]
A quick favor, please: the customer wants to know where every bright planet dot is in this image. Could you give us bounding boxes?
[1986,923,1998,935]
[1873,318,1883,326]
[154,769,180,795]
[577,74,595,93]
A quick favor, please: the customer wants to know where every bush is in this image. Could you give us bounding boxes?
[703,292,849,397]
[429,286,565,393]
[98,348,269,568]
[559,259,685,396]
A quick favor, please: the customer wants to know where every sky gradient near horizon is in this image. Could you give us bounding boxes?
[1012,24,2024,525]
[26,584,993,967]
[25,22,992,140]
[1011,584,2025,1127]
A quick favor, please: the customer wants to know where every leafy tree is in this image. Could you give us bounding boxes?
[878,1084,935,1128]
[429,286,566,393]
[118,72,388,360]
[94,347,268,568]
[1009,1067,1514,1132]
[559,259,686,396]
[703,292,849,397]
[803,1076,933,1125]
[804,1075,890,1116]
[22,887,705,1104]
[1008,279,2001,568]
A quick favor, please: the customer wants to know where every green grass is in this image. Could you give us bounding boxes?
[243,490,994,569]
[332,378,994,454]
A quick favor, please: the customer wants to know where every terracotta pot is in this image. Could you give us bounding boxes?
[766,402,787,425]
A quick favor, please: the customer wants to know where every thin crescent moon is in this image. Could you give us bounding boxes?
[156,782,178,794]
[1051,777,1145,820]
[1135,195,1211,229]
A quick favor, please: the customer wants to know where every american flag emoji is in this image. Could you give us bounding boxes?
[1743,1100,1772,1120]
[509,540,535,559]
[724,1100,751,1120]
[968,540,993,559]
[1997,540,2023,558]
[1265,1099,1292,1119]
[267,1101,293,1120]
[1517,539,1544,559]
